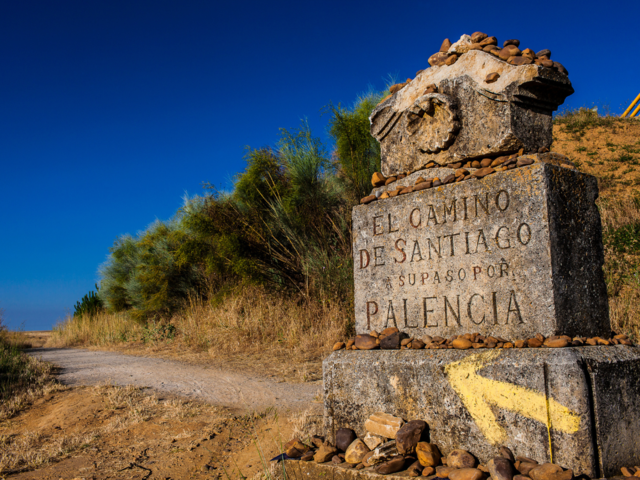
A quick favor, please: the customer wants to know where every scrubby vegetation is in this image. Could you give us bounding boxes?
[51,103,640,358]
[52,92,384,357]
[0,312,61,421]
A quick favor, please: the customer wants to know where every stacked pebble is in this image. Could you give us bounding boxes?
[281,412,607,479]
[332,327,635,351]
[361,151,537,205]
[383,31,568,102]
[424,32,568,76]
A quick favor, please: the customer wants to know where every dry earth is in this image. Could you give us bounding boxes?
[0,343,322,480]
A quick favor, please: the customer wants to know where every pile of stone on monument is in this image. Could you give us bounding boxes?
[426,32,567,74]
[382,32,566,103]
[362,150,535,204]
[282,411,639,478]
[332,327,635,351]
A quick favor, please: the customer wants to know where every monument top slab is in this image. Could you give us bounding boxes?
[370,34,574,177]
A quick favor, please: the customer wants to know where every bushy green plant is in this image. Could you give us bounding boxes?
[96,89,387,321]
[327,92,384,200]
[100,220,206,320]
[73,285,104,317]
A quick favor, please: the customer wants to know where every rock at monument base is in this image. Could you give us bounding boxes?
[364,412,405,438]
[353,162,609,340]
[323,346,640,478]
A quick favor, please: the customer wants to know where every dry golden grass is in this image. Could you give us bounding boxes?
[50,285,348,368]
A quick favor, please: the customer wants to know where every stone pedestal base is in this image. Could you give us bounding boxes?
[323,347,640,478]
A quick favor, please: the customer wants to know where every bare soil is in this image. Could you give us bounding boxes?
[2,386,311,480]
[1,343,322,479]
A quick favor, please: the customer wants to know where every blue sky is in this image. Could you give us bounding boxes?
[1,0,638,330]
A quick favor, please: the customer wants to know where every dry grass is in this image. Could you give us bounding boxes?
[50,285,348,364]
[0,317,65,422]
[0,430,97,473]
[598,197,640,340]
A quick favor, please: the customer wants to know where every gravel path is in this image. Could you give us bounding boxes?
[28,348,321,412]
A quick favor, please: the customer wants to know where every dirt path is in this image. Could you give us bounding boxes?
[28,347,321,412]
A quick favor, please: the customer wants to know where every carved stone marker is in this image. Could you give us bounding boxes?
[371,51,574,177]
[321,31,639,480]
[353,162,609,339]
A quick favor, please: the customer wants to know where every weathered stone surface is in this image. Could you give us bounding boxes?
[345,439,370,464]
[365,412,404,439]
[450,467,485,480]
[336,428,358,452]
[448,449,476,468]
[353,162,610,339]
[314,444,338,463]
[416,442,442,467]
[488,456,515,480]
[396,420,427,454]
[323,346,640,478]
[370,50,573,176]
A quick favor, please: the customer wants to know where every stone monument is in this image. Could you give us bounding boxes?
[288,32,640,480]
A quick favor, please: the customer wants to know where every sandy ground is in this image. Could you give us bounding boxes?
[0,345,323,479]
[27,347,321,412]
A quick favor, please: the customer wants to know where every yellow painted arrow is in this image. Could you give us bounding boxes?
[445,350,581,446]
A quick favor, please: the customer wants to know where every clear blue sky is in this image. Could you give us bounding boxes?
[1,0,638,331]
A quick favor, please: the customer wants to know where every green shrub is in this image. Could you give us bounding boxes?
[95,89,386,321]
[327,92,383,200]
[100,221,206,320]
[73,285,104,317]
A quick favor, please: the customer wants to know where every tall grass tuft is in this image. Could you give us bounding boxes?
[598,196,640,340]
[0,311,62,421]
